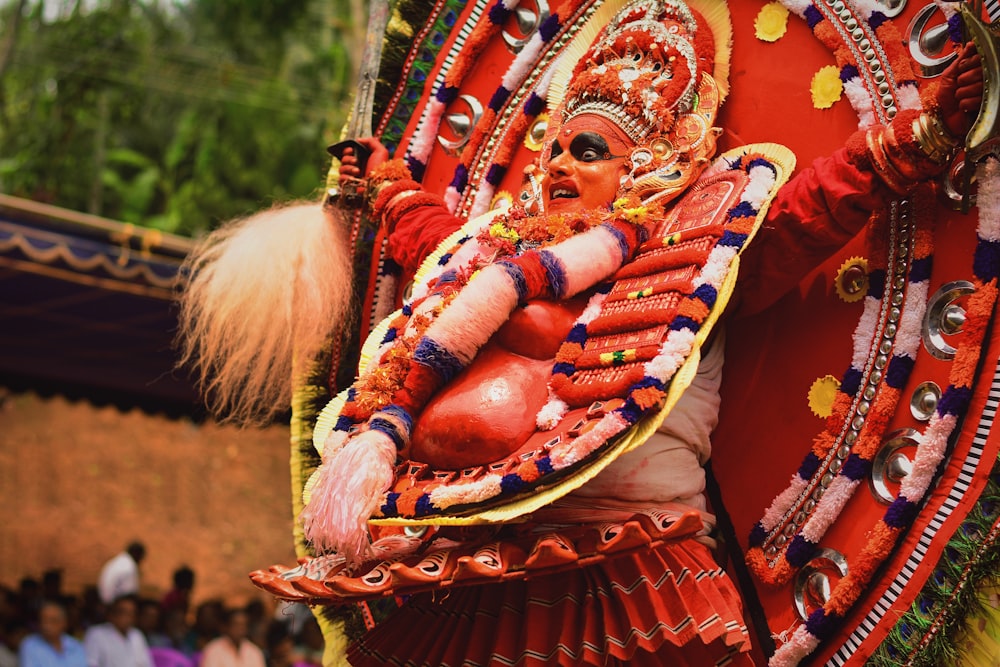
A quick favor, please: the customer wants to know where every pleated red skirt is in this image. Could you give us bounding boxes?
[347,539,753,666]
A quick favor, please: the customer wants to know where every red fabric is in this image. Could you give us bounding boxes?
[347,539,752,667]
[386,204,464,283]
[735,145,891,316]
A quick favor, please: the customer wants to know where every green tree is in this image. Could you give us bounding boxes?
[0,0,363,236]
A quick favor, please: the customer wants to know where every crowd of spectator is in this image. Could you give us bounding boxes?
[0,550,324,667]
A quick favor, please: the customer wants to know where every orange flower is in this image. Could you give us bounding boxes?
[516,460,541,483]
[631,385,666,410]
[555,342,584,364]
[677,297,710,322]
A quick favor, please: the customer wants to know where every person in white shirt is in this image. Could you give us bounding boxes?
[199,611,264,667]
[96,544,145,606]
[83,598,151,667]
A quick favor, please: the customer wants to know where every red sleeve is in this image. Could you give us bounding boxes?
[734,144,892,316]
[386,202,465,283]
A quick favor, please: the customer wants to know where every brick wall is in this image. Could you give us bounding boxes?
[0,391,297,606]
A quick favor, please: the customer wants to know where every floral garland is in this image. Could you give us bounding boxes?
[306,195,656,535]
[768,157,1000,666]
[745,194,932,586]
[357,148,786,521]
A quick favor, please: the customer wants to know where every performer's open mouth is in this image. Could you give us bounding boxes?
[551,187,579,199]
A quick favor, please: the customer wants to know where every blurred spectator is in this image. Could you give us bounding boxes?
[158,570,193,620]
[269,605,309,639]
[240,602,265,654]
[291,618,322,667]
[188,601,223,653]
[83,598,151,667]
[17,580,42,625]
[40,573,68,609]
[134,602,164,650]
[262,623,293,667]
[97,545,146,605]
[19,602,86,667]
[1,619,29,667]
[199,611,263,667]
[77,590,103,634]
[147,611,190,658]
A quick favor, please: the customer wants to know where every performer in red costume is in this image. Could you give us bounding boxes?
[299,4,981,665]
[179,1,984,666]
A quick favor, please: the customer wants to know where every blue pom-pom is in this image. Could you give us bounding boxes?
[885,497,918,528]
[381,492,400,516]
[938,385,972,417]
[909,256,932,283]
[798,452,822,479]
[488,86,511,112]
[486,163,507,186]
[973,240,1000,281]
[539,13,560,41]
[552,362,576,376]
[804,5,823,29]
[450,163,469,191]
[841,453,871,482]
[414,494,438,517]
[787,535,816,567]
[749,522,766,547]
[524,93,545,116]
[868,12,888,30]
[692,283,718,308]
[435,85,458,104]
[885,355,914,390]
[566,323,589,344]
[500,473,527,494]
[487,0,511,25]
[841,367,863,396]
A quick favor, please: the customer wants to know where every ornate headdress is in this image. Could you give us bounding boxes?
[545,0,732,204]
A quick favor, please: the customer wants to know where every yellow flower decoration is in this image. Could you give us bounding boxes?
[755,2,789,42]
[489,222,520,243]
[808,375,841,418]
[612,198,648,225]
[811,65,843,109]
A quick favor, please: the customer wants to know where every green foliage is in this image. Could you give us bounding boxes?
[0,0,363,236]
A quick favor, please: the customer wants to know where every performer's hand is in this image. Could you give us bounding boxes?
[937,42,983,139]
[339,137,390,179]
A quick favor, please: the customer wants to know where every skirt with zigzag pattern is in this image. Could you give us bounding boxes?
[347,538,754,666]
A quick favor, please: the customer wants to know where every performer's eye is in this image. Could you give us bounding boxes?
[550,141,564,159]
[570,133,616,162]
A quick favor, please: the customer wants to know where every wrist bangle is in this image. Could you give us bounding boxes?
[866,126,911,195]
[912,112,960,164]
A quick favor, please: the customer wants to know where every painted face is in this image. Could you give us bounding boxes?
[542,114,633,214]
